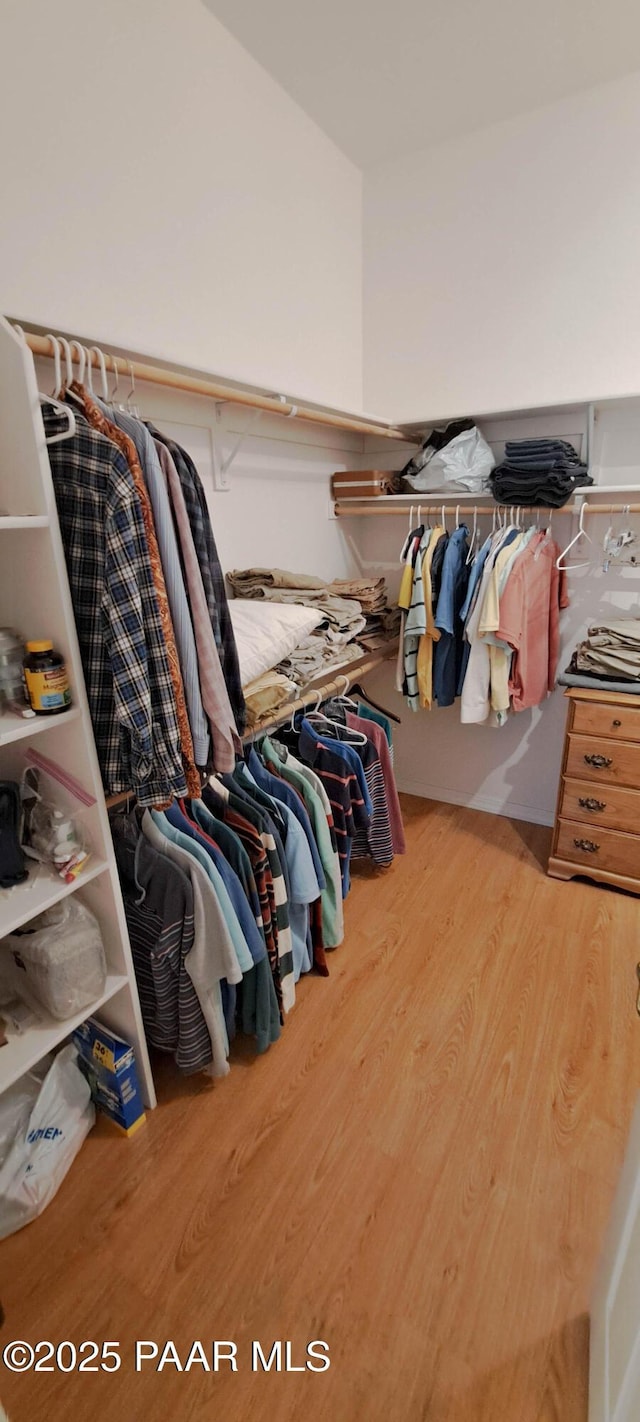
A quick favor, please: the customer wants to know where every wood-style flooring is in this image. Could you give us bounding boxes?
[2,794,640,1422]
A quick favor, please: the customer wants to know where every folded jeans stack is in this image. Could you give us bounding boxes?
[490,439,592,507]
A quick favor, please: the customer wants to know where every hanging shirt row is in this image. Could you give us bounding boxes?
[111,694,404,1078]
[42,382,246,805]
[397,514,569,725]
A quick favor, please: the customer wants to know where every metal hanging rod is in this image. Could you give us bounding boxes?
[23,329,410,443]
[334,499,640,518]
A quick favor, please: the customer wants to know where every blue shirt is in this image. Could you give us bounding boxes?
[433,526,470,708]
[164,804,262,968]
[247,748,325,892]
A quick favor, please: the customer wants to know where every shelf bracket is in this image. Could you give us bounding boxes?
[212,404,264,491]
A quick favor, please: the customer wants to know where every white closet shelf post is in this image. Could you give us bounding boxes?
[0,316,156,1108]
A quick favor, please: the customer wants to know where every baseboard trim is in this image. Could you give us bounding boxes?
[394,777,555,828]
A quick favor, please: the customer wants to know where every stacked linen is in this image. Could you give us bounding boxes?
[228,600,322,727]
[570,620,640,684]
[490,439,592,507]
[227,567,394,690]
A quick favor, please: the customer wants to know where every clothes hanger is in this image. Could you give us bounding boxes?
[89,347,110,402]
[348,682,401,724]
[45,334,63,398]
[126,361,140,418]
[109,354,120,406]
[465,506,478,565]
[556,501,591,571]
[22,330,77,445]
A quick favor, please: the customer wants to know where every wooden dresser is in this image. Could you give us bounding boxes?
[548,688,640,894]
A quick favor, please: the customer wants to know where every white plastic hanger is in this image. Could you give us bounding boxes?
[465,506,478,565]
[109,354,120,406]
[57,337,74,390]
[17,329,76,444]
[556,501,592,570]
[45,334,63,398]
[90,346,109,401]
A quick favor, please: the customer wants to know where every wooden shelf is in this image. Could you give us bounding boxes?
[0,704,81,748]
[0,515,49,529]
[243,642,396,740]
[0,972,128,1094]
[0,859,108,940]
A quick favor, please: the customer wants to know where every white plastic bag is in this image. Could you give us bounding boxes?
[0,898,106,1020]
[404,426,495,493]
[0,1046,94,1239]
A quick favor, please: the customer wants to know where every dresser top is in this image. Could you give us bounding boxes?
[564,687,640,709]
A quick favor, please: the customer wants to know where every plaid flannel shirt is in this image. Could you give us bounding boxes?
[148,425,246,732]
[45,407,188,805]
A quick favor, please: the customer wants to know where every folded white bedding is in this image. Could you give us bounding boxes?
[229,599,323,686]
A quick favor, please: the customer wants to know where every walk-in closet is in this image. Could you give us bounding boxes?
[2,3,640,1420]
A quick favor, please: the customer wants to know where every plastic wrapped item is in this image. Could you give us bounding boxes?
[21,764,91,883]
[0,1045,94,1239]
[0,898,107,1020]
[403,422,495,494]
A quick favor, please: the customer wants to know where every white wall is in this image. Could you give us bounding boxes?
[364,71,640,424]
[32,353,359,586]
[1,0,362,413]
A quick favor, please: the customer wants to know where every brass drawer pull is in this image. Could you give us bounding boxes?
[584,754,613,768]
[578,796,606,812]
[574,837,600,853]
[613,719,622,727]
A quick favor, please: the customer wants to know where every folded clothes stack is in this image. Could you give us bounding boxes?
[490,439,592,507]
[560,619,640,692]
[277,638,365,688]
[227,568,394,688]
[243,671,299,730]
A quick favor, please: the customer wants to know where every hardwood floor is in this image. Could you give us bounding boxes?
[2,794,639,1421]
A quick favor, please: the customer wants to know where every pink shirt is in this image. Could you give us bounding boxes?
[497,536,568,711]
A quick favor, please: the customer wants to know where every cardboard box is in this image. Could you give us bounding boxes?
[72,1017,146,1138]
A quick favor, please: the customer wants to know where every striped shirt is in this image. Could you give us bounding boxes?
[297,720,369,898]
[216,776,296,1016]
[112,823,212,1075]
[202,781,283,1015]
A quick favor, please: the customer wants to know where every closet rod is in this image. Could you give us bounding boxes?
[335,500,640,518]
[23,330,410,443]
[241,645,395,742]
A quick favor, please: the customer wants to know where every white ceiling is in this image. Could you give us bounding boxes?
[202,0,640,168]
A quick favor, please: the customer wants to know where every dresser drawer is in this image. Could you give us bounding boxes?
[572,700,640,743]
[560,776,640,834]
[565,734,640,789]
[556,819,640,880]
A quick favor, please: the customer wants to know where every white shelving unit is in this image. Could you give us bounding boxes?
[0,317,155,1105]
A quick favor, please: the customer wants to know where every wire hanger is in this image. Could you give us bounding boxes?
[556,501,592,571]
